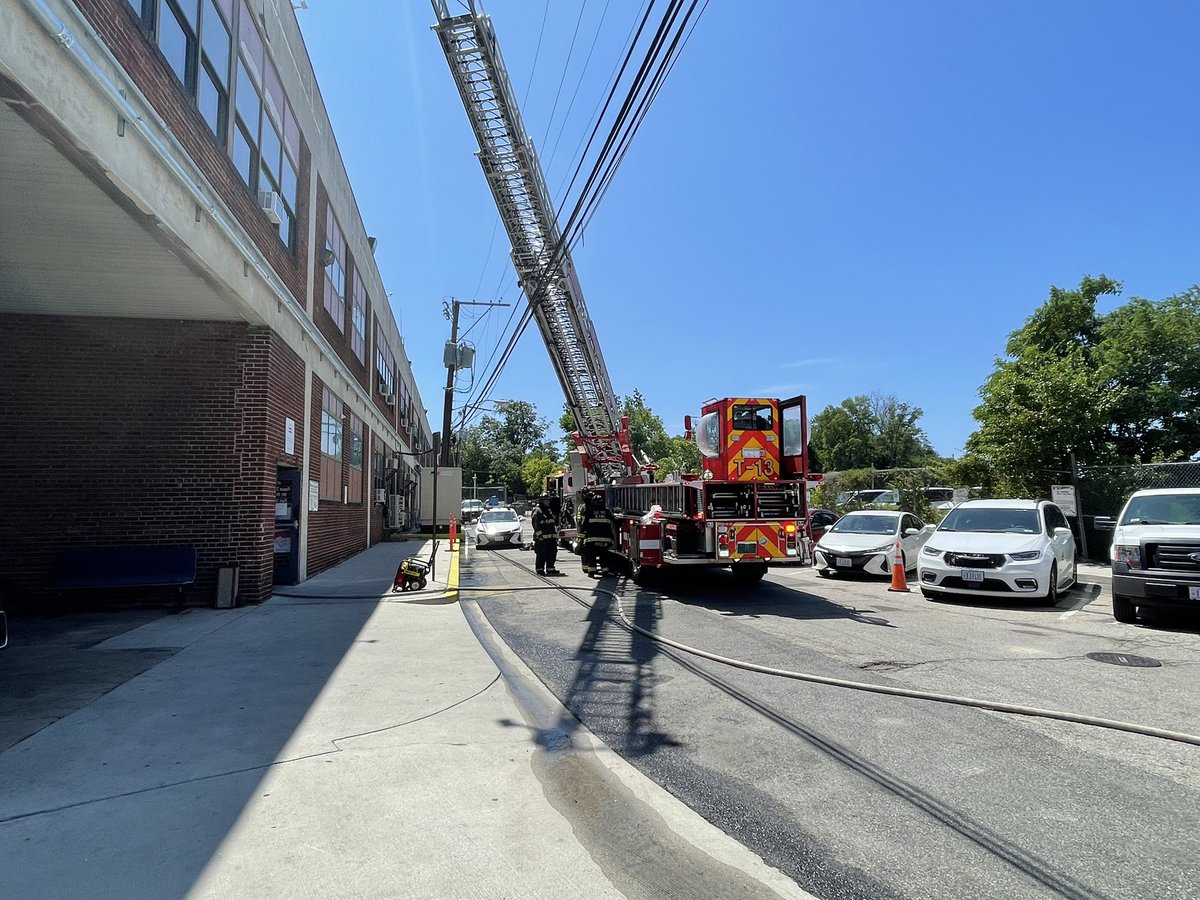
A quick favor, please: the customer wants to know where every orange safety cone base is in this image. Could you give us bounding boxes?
[887,541,910,592]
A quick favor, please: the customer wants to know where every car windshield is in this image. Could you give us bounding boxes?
[480,510,519,524]
[463,501,483,510]
[828,513,898,535]
[1120,494,1200,526]
[924,488,954,502]
[938,507,1041,534]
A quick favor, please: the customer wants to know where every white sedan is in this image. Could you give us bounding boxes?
[813,510,934,577]
[474,508,524,548]
[917,499,1076,603]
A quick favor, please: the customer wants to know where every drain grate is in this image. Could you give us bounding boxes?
[1086,651,1162,668]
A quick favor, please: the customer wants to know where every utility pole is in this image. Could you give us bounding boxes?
[440,298,509,468]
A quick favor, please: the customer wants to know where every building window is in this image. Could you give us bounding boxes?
[198,0,231,145]
[373,444,386,496]
[156,0,197,92]
[320,386,343,501]
[324,210,346,330]
[144,0,297,249]
[347,415,364,504]
[351,273,367,364]
[375,325,395,397]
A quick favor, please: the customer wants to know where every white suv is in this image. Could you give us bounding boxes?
[1095,488,1200,623]
[918,499,1077,603]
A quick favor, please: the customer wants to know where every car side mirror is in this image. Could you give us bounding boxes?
[904,528,920,536]
[1093,516,1116,531]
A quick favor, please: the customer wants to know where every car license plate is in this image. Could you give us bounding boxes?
[836,557,852,567]
[962,569,985,584]
[1190,587,1200,601]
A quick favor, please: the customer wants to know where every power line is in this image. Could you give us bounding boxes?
[521,0,551,105]
[453,0,706,435]
[538,0,589,152]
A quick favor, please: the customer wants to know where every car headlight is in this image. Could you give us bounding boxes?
[1009,550,1042,561]
[1113,544,1141,568]
[922,546,943,558]
[867,544,894,555]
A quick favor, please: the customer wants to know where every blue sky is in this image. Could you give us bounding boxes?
[297,1,1200,459]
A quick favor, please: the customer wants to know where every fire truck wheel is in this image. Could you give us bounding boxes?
[731,563,768,586]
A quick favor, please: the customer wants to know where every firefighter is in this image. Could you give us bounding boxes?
[531,495,564,576]
[578,491,616,578]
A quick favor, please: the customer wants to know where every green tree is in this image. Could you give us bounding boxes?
[654,435,702,477]
[521,452,559,496]
[621,389,673,464]
[809,393,935,471]
[458,401,557,498]
[966,276,1200,492]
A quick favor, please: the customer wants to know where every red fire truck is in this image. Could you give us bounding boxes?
[580,396,809,585]
[433,5,809,585]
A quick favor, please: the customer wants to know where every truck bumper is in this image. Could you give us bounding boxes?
[1113,571,1200,609]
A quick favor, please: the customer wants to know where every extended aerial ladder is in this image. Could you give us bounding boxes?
[431,1,635,481]
[433,3,812,583]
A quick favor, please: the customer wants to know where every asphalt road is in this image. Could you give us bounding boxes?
[461,527,1200,900]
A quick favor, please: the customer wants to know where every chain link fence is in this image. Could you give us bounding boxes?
[1077,462,1200,560]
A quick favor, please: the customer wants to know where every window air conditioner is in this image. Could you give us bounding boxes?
[386,458,400,470]
[382,391,396,407]
[375,488,387,503]
[258,190,284,225]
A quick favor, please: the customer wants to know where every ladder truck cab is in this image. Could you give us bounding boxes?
[605,395,810,586]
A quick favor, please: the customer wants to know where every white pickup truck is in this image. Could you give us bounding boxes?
[1095,487,1200,623]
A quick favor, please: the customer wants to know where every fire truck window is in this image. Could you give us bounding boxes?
[733,404,773,431]
[782,408,804,456]
[697,412,721,459]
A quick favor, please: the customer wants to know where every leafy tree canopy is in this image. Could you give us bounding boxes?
[967,277,1200,492]
[809,393,936,471]
[458,400,557,498]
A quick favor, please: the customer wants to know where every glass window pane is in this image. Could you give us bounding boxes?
[283,103,300,159]
[263,60,285,125]
[157,1,191,89]
[232,120,254,187]
[215,0,232,24]
[260,117,282,178]
[176,0,199,30]
[278,212,293,248]
[201,0,230,85]
[238,5,263,74]
[280,154,297,209]
[198,67,226,142]
[235,59,260,136]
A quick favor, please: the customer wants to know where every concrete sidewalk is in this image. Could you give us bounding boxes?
[0,539,806,899]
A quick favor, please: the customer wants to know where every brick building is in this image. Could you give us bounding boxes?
[0,0,433,607]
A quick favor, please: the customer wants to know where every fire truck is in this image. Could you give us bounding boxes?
[432,3,809,584]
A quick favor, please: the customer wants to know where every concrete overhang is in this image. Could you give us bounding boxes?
[0,95,246,322]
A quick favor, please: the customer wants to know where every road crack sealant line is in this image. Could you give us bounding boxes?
[465,554,1200,749]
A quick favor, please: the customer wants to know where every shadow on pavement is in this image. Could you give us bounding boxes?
[0,541,412,899]
[557,578,682,759]
[0,609,174,751]
[665,569,896,627]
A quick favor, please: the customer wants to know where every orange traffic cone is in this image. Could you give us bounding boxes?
[887,541,910,592]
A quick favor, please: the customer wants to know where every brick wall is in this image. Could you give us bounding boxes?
[0,315,275,609]
[71,0,311,304]
[307,373,369,576]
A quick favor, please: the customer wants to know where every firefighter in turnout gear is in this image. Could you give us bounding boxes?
[531,495,563,576]
[578,491,616,578]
